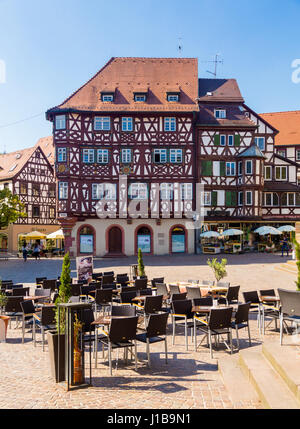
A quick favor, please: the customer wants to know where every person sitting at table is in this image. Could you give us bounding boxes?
[265,240,275,253]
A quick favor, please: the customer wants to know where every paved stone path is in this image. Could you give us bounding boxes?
[0,252,296,293]
[0,253,294,409]
[0,316,263,409]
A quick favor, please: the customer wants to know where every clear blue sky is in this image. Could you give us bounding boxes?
[1,0,300,152]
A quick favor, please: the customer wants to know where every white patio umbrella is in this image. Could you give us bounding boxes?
[254,226,282,236]
[47,229,65,239]
[200,231,220,238]
[222,229,243,236]
[277,225,296,232]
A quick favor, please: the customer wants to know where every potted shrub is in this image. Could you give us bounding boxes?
[137,248,146,278]
[207,257,228,283]
[47,252,72,382]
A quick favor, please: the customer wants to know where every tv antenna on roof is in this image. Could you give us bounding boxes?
[202,53,223,78]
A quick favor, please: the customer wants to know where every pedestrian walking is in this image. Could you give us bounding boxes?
[22,242,28,262]
[33,242,41,260]
[281,235,289,257]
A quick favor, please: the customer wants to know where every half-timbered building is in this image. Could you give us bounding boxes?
[46,57,199,256]
[46,57,300,257]
[196,80,300,252]
[0,136,59,253]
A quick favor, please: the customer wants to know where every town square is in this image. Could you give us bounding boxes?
[1,0,300,416]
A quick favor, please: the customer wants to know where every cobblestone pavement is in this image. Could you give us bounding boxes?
[0,253,293,409]
[0,315,264,409]
[0,252,296,293]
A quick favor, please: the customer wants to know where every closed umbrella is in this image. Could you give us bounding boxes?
[222,229,243,236]
[254,226,282,236]
[277,225,296,232]
[200,231,220,238]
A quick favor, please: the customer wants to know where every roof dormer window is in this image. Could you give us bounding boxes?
[134,94,147,102]
[167,93,180,102]
[101,91,114,102]
[214,109,226,119]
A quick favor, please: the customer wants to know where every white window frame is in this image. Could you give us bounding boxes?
[264,192,279,207]
[160,183,174,200]
[59,182,68,200]
[238,191,243,206]
[167,94,179,102]
[203,191,211,206]
[121,149,132,163]
[134,94,146,102]
[275,166,287,181]
[214,109,226,119]
[264,165,272,181]
[220,135,226,146]
[226,162,236,176]
[92,183,116,200]
[94,116,110,131]
[57,147,67,162]
[122,117,133,132]
[129,183,148,200]
[164,117,176,132]
[180,183,193,200]
[97,149,109,164]
[238,161,243,176]
[102,94,114,102]
[153,148,167,163]
[228,135,234,147]
[288,192,296,206]
[83,149,95,164]
[255,137,265,151]
[246,191,252,206]
[55,115,66,130]
[169,149,183,163]
[245,160,253,175]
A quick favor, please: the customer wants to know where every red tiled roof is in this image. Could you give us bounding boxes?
[260,111,300,146]
[198,79,244,102]
[197,104,256,127]
[47,57,199,113]
[0,136,54,180]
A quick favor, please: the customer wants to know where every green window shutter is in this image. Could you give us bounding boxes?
[220,161,226,176]
[214,134,220,146]
[231,191,237,206]
[202,160,212,176]
[225,191,231,207]
[234,135,240,146]
[211,191,218,206]
[225,191,237,206]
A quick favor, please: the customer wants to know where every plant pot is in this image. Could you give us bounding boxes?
[0,315,9,341]
[47,331,65,382]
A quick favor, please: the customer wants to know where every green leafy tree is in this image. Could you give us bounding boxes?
[207,257,228,282]
[0,188,26,229]
[55,252,72,333]
[46,239,55,252]
[137,248,145,277]
[293,238,300,291]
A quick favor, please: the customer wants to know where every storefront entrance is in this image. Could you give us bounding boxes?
[137,226,151,253]
[108,226,123,254]
[171,227,186,253]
